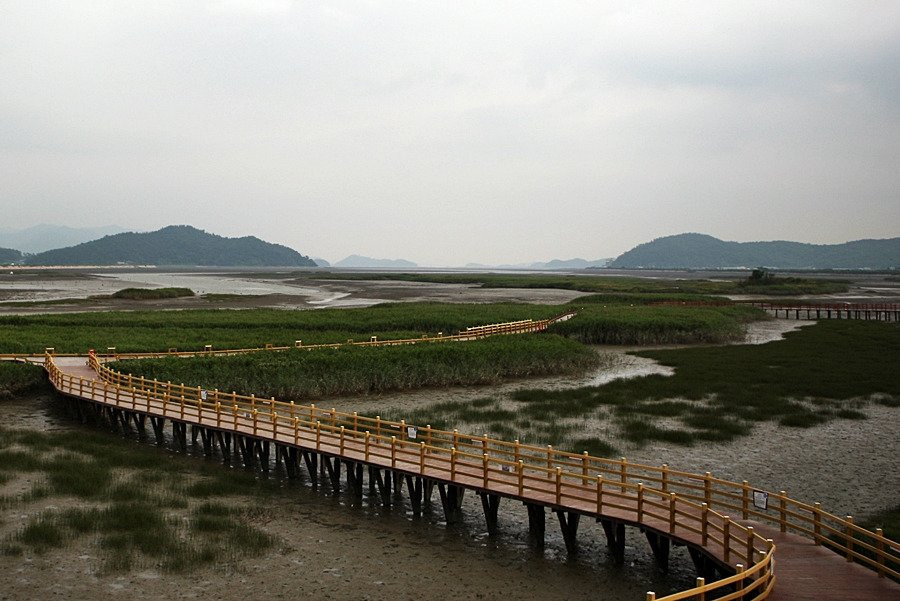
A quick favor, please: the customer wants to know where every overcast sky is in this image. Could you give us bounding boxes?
[1,1,898,266]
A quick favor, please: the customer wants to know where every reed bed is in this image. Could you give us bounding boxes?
[110,334,600,400]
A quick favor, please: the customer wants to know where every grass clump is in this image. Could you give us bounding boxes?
[0,362,49,398]
[110,287,195,300]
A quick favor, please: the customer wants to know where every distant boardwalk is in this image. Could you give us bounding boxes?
[753,302,900,322]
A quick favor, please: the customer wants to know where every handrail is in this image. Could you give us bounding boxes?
[89,312,577,360]
[41,335,899,599]
[49,354,780,599]
[86,350,900,582]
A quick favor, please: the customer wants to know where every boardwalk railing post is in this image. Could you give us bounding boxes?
[876,528,885,577]
[340,426,345,454]
[746,527,755,564]
[742,480,750,519]
[620,457,627,493]
[316,421,321,450]
[695,577,705,601]
[555,467,562,504]
[420,442,426,473]
[517,460,524,495]
[779,490,787,532]
[293,417,299,446]
[451,447,457,480]
[638,484,644,521]
[596,475,603,514]
[701,503,708,545]
[704,472,712,505]
[216,402,221,428]
[581,451,589,485]
[661,463,668,492]
[252,409,258,435]
[365,432,370,461]
[391,436,397,467]
[483,454,489,488]
[669,493,676,534]
[646,593,656,601]
[736,564,745,598]
[846,516,854,562]
[723,517,731,563]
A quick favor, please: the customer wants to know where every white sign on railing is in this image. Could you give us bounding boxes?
[407,426,417,439]
[753,490,769,510]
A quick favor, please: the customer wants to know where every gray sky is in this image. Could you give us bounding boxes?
[2,1,898,266]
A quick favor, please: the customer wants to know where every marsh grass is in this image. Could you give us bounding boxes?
[510,321,898,446]
[0,426,278,573]
[0,362,49,398]
[112,334,600,400]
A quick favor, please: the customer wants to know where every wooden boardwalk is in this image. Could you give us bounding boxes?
[41,355,899,601]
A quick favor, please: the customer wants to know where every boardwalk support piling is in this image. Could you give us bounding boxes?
[405,475,424,515]
[437,484,464,524]
[525,503,545,547]
[556,510,581,555]
[479,493,501,534]
[645,531,671,573]
[600,518,626,563]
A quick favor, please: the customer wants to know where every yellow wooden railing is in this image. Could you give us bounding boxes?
[38,327,898,600]
[42,354,780,600]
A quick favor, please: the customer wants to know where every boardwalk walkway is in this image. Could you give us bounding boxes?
[42,355,899,601]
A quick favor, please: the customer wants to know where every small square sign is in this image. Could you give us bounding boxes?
[753,490,769,510]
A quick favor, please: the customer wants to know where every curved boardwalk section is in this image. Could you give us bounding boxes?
[39,351,899,601]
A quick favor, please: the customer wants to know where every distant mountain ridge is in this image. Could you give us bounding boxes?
[0,224,128,253]
[334,255,418,268]
[24,225,316,267]
[610,233,900,269]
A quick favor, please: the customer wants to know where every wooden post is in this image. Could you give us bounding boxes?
[216,402,221,428]
[746,527,755,564]
[661,464,668,492]
[365,431,370,461]
[876,528,885,577]
[736,563,745,596]
[483,453,489,488]
[620,457,627,493]
[704,472,712,505]
[555,467,562,504]
[779,490,787,532]
[316,421,321,450]
[596,475,603,514]
[451,447,457,480]
[846,516,854,562]
[293,417,299,446]
[695,578,705,601]
[546,445,553,470]
[391,436,396,468]
[813,502,822,544]
[637,483,644,521]
[669,493,676,534]
[517,460,524,495]
[581,451,589,485]
[340,426,345,454]
[723,517,731,562]
[646,594,656,601]
[701,503,708,545]
[420,442,426,472]
[742,480,750,519]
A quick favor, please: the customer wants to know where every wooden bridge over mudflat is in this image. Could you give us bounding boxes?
[4,315,898,600]
[752,301,900,322]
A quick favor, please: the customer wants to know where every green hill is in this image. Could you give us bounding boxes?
[609,233,900,270]
[0,247,22,264]
[24,225,316,267]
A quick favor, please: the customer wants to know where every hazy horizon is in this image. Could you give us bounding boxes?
[3,2,898,266]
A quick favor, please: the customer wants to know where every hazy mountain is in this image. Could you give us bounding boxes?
[0,247,22,264]
[532,258,610,269]
[24,225,316,267]
[609,233,900,269]
[0,224,128,253]
[311,257,331,267]
[334,255,418,268]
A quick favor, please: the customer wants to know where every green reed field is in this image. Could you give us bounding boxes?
[0,297,763,354]
[110,334,600,399]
